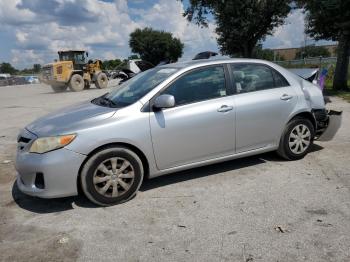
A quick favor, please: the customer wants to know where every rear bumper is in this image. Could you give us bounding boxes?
[315,110,342,141]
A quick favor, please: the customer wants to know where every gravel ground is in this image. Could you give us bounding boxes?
[0,83,349,262]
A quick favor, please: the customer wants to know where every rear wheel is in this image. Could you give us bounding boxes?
[80,147,144,206]
[95,72,108,89]
[51,84,67,93]
[69,74,84,92]
[277,117,314,160]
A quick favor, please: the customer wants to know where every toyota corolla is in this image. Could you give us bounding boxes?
[15,58,341,206]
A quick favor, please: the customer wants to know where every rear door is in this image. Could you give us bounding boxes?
[149,65,236,170]
[230,63,298,153]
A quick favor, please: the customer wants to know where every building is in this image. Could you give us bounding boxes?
[272,44,337,60]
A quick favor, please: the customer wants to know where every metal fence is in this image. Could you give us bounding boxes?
[275,57,338,67]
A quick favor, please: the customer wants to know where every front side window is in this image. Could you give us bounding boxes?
[162,66,226,106]
[230,64,275,93]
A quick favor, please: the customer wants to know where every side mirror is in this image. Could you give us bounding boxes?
[153,94,175,110]
[86,52,89,57]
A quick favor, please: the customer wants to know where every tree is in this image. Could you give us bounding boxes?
[300,0,350,90]
[128,54,139,60]
[253,44,275,61]
[129,28,184,65]
[0,62,17,75]
[102,59,123,70]
[33,64,41,73]
[183,0,291,58]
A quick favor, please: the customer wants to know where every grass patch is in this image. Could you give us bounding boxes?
[324,89,350,102]
[324,80,350,102]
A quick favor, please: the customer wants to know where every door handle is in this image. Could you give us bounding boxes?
[280,94,293,100]
[217,105,233,113]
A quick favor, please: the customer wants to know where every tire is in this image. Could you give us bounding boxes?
[277,117,315,160]
[95,72,108,89]
[51,84,67,93]
[69,74,84,92]
[80,147,144,206]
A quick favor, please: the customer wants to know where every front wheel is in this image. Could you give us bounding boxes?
[69,74,85,92]
[80,147,144,206]
[95,72,108,89]
[277,117,315,160]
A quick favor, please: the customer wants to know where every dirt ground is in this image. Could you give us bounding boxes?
[0,83,349,262]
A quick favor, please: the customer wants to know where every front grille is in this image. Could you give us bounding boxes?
[17,129,36,151]
[18,136,31,143]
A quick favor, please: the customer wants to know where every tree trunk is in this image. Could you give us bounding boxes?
[333,36,350,91]
[242,43,254,58]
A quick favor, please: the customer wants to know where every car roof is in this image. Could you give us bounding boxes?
[161,57,272,69]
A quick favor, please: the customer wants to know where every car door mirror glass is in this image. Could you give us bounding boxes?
[153,94,175,109]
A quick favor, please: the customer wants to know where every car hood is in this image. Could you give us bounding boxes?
[26,101,117,137]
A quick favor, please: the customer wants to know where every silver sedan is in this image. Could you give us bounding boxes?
[15,58,341,206]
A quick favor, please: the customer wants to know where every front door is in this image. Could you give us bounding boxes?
[149,65,236,170]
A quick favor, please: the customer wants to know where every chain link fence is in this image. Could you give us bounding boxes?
[275,57,338,68]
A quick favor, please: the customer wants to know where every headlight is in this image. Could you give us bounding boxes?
[29,134,76,154]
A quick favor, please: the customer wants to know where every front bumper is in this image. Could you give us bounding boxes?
[315,110,342,141]
[15,148,86,198]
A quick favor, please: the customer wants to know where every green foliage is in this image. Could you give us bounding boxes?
[33,64,41,73]
[300,0,350,41]
[252,45,275,61]
[102,59,123,70]
[0,62,45,75]
[128,54,139,60]
[129,27,184,65]
[300,0,350,90]
[295,45,331,59]
[0,62,17,74]
[184,0,291,57]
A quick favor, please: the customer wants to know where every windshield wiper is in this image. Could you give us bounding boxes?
[100,96,117,107]
[92,94,117,107]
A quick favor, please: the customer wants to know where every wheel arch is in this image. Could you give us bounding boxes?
[69,70,84,81]
[277,110,317,148]
[288,111,317,131]
[76,142,150,194]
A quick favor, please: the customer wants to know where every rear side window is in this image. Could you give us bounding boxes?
[230,64,287,93]
[272,70,290,87]
[162,66,226,106]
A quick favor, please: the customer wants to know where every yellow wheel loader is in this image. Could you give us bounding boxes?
[40,50,108,92]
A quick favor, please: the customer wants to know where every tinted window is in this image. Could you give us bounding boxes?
[230,64,275,93]
[272,69,289,87]
[163,66,226,106]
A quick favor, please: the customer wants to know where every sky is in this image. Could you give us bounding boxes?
[0,0,335,69]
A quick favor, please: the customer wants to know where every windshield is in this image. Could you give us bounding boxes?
[103,67,179,107]
[59,52,86,64]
